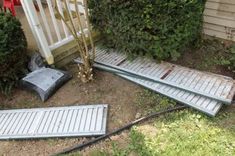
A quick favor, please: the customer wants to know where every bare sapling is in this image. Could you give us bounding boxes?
[55,0,95,83]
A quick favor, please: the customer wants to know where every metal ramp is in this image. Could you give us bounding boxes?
[76,62,222,116]
[75,46,235,116]
[0,105,108,139]
[93,47,235,104]
[119,72,222,116]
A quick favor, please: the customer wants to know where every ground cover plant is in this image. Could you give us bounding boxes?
[0,13,27,95]
[89,0,206,60]
[227,44,235,72]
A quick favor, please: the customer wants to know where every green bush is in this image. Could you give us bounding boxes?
[228,45,235,72]
[89,0,206,60]
[0,13,27,94]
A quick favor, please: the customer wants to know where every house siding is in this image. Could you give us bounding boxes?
[203,0,235,41]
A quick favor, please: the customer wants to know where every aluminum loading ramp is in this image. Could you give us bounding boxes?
[0,105,108,139]
[75,60,222,116]
[122,74,222,116]
[93,47,235,104]
[75,47,235,116]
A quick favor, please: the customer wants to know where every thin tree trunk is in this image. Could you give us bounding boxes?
[54,0,95,82]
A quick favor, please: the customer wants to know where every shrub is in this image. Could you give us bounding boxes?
[228,45,235,72]
[89,0,206,60]
[0,13,27,94]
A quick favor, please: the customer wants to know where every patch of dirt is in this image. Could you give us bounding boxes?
[0,64,142,156]
[80,130,132,156]
[170,39,235,78]
[172,50,234,77]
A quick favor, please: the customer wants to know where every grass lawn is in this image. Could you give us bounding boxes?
[128,109,235,156]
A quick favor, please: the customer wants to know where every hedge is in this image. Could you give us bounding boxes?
[0,13,27,95]
[88,0,206,60]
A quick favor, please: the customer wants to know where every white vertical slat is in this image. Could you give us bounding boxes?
[23,112,37,134]
[79,108,88,132]
[56,0,70,37]
[80,0,87,25]
[48,28,88,51]
[13,113,29,134]
[21,0,54,64]
[20,0,41,52]
[42,111,55,133]
[18,112,33,134]
[63,109,73,132]
[96,107,103,131]
[74,109,83,131]
[37,111,50,133]
[65,0,75,28]
[69,0,85,14]
[47,110,60,133]
[102,107,107,132]
[0,113,16,135]
[52,110,63,133]
[2,113,20,135]
[90,107,98,131]
[84,108,93,131]
[28,111,44,134]
[68,109,77,132]
[36,0,54,44]
[58,110,69,133]
[46,0,62,41]
[66,0,73,12]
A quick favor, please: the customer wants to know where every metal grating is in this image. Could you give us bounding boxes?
[74,46,235,116]
[0,105,108,139]
[120,73,222,116]
[91,47,235,104]
[81,63,222,116]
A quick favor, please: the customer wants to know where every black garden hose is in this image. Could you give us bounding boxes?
[53,105,187,156]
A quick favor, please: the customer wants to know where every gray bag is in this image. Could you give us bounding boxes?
[21,68,72,102]
[28,53,45,72]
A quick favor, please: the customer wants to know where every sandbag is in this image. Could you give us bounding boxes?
[21,68,72,102]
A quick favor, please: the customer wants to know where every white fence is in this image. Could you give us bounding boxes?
[21,0,87,64]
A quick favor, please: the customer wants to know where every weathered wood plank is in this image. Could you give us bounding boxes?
[203,28,235,41]
[204,15,235,28]
[208,0,235,5]
[55,52,79,68]
[203,22,235,34]
[203,0,235,41]
[52,32,100,67]
[206,1,235,13]
[204,9,235,21]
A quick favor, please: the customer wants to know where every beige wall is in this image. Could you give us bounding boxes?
[203,0,235,41]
